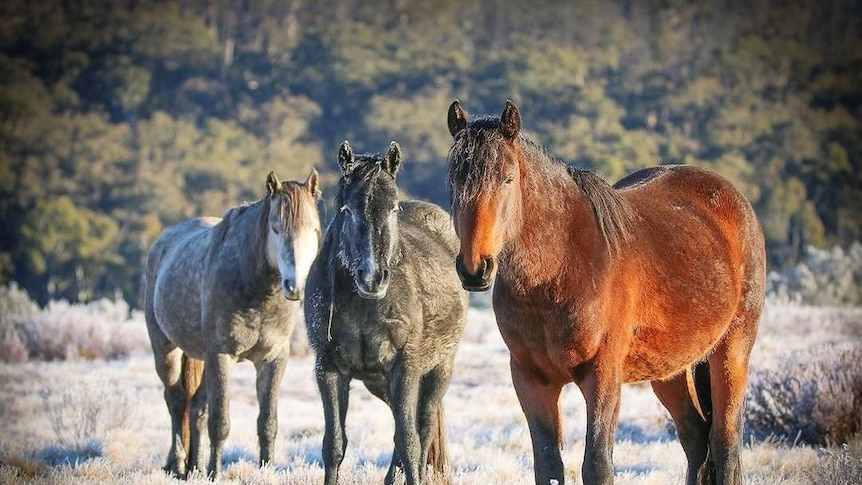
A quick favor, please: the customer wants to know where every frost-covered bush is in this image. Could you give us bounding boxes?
[767,242,862,306]
[36,377,138,466]
[0,285,151,362]
[0,283,41,363]
[808,443,862,485]
[745,342,862,446]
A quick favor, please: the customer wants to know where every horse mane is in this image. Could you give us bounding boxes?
[208,197,270,270]
[565,165,638,254]
[447,115,637,255]
[519,139,637,255]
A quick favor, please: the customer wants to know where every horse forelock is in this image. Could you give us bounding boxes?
[334,155,402,270]
[338,154,398,209]
[447,115,509,207]
[275,181,321,238]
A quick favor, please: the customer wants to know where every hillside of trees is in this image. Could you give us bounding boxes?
[1,0,860,307]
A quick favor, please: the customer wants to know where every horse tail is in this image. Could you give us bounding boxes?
[688,361,713,424]
[426,403,451,484]
[180,353,205,462]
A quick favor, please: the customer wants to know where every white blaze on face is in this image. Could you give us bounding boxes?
[266,197,320,299]
[294,227,319,287]
[265,223,290,292]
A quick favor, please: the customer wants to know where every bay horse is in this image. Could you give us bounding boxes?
[144,169,322,479]
[446,99,765,485]
[304,141,468,485]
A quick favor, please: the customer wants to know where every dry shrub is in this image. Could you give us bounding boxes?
[0,283,40,363]
[767,242,862,306]
[0,287,151,362]
[746,342,862,446]
[36,377,139,467]
[0,454,49,478]
[808,442,862,485]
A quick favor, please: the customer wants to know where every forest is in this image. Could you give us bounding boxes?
[1,0,860,306]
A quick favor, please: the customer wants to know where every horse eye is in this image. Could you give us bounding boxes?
[271,225,280,235]
[503,175,515,185]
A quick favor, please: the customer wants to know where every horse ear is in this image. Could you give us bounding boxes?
[307,167,322,200]
[266,171,280,196]
[384,141,401,176]
[447,99,468,137]
[338,140,355,174]
[500,99,521,139]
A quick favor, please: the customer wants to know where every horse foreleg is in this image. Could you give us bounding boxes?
[389,364,422,485]
[577,363,621,485]
[317,363,350,485]
[652,369,712,485]
[255,351,289,467]
[205,352,236,479]
[510,359,565,485]
[360,383,402,485]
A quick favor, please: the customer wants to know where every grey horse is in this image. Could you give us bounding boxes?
[144,169,322,479]
[304,141,468,485]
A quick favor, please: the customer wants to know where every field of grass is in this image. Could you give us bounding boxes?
[0,303,860,484]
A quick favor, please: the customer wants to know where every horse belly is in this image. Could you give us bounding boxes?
[622,315,732,382]
[151,261,208,357]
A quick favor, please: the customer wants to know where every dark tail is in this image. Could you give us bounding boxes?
[180,353,205,470]
[426,404,451,485]
[693,361,713,424]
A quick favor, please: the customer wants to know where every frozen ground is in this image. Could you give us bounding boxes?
[0,303,859,484]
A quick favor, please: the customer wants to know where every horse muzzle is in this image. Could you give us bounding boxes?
[282,280,304,301]
[456,254,495,292]
[354,268,390,300]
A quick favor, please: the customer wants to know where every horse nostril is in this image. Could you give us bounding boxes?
[480,256,495,281]
[455,253,495,291]
[379,269,390,285]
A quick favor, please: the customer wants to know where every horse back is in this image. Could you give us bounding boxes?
[147,217,220,287]
[398,200,460,255]
[617,165,763,252]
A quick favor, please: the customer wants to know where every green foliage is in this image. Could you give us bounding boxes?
[0,0,858,306]
[17,196,121,302]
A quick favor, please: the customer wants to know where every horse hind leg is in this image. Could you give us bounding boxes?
[183,355,207,475]
[145,316,189,478]
[155,348,189,477]
[417,363,454,485]
[706,315,757,485]
[652,363,714,485]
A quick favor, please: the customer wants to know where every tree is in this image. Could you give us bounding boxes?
[16,196,121,304]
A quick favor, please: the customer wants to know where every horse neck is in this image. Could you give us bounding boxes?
[504,149,609,289]
[218,198,273,281]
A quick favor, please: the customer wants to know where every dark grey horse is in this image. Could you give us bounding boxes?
[144,170,322,479]
[304,141,468,485]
